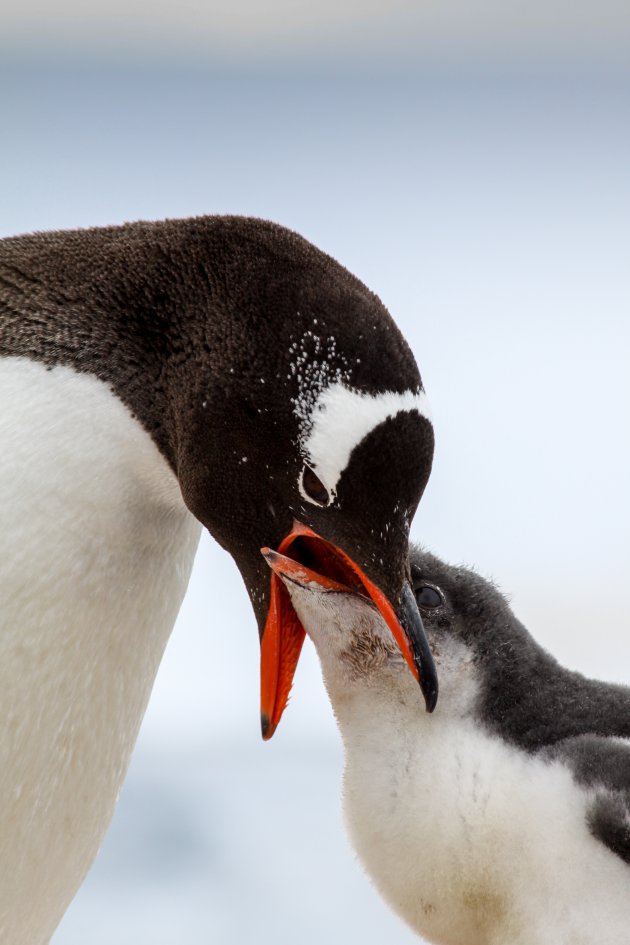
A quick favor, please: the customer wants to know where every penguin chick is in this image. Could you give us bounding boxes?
[269,546,630,945]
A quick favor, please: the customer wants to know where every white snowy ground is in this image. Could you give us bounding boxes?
[1,60,628,945]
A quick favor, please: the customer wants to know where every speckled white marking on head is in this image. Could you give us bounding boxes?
[288,330,352,423]
[296,382,432,503]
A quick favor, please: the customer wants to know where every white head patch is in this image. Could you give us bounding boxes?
[296,381,432,503]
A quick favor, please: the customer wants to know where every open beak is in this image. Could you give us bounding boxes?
[259,522,438,740]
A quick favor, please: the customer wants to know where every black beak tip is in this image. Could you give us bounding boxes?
[422,679,438,714]
[261,713,271,739]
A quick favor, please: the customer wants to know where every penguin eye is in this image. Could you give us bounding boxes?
[300,465,330,506]
[415,584,444,610]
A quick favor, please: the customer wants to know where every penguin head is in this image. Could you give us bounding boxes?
[170,218,437,737]
[409,548,543,721]
[407,549,496,715]
[408,547,522,661]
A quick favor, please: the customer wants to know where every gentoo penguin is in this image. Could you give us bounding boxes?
[0,215,437,945]
[264,545,630,945]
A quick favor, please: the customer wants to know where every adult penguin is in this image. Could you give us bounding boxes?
[0,215,436,944]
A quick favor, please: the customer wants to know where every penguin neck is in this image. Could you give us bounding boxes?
[321,663,429,758]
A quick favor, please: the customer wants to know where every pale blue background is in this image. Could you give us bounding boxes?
[1,5,629,942]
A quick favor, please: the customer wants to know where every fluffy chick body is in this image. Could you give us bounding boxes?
[284,550,630,945]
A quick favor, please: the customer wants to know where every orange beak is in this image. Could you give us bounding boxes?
[259,521,436,740]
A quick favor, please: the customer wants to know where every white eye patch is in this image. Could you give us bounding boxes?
[297,382,432,502]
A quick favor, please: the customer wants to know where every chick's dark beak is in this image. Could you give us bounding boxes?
[398,581,438,712]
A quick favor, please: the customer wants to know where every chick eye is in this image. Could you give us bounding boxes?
[300,465,330,506]
[415,584,444,610]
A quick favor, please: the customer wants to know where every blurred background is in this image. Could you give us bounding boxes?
[1,2,629,943]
